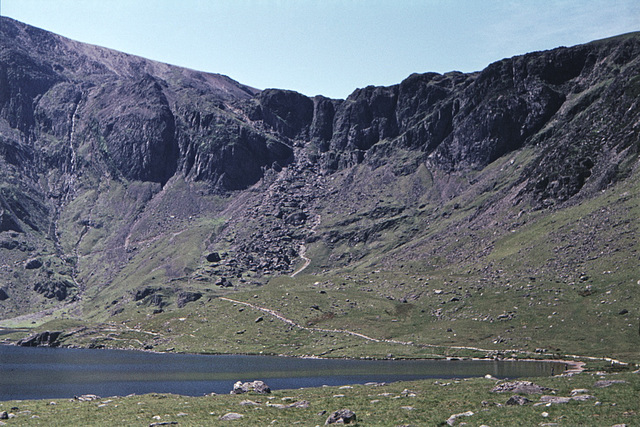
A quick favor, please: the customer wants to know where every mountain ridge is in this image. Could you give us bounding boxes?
[0,18,638,361]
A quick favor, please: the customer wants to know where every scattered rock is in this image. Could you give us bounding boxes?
[446,410,474,426]
[506,395,530,405]
[218,412,244,421]
[325,409,356,424]
[491,380,550,394]
[0,412,7,420]
[149,422,178,426]
[618,309,629,315]
[231,380,271,394]
[216,277,233,288]
[73,394,101,401]
[594,380,626,388]
[255,316,264,323]
[288,400,310,408]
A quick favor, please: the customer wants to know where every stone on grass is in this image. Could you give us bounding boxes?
[325,409,356,424]
[446,410,474,426]
[219,412,244,421]
[570,389,590,396]
[506,395,530,405]
[594,379,626,388]
[571,394,596,401]
[491,380,550,394]
[239,399,261,406]
[540,395,571,404]
[231,380,271,394]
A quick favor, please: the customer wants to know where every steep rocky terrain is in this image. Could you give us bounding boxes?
[0,18,638,361]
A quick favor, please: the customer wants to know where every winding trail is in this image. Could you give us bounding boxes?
[219,297,385,343]
[290,244,310,278]
[290,214,322,278]
[217,296,596,371]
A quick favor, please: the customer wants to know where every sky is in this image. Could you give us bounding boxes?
[3,1,640,99]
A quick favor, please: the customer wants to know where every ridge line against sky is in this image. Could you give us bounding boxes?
[3,0,640,99]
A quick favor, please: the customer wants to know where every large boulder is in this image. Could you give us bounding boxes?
[230,380,271,394]
[24,257,42,269]
[325,409,357,425]
[506,395,530,405]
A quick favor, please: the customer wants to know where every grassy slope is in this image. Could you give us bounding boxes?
[4,154,636,366]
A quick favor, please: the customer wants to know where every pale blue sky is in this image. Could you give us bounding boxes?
[3,1,639,99]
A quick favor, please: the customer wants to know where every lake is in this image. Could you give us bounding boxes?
[0,345,566,401]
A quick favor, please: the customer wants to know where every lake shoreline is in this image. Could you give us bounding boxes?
[0,340,585,376]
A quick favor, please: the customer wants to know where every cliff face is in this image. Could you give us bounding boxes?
[0,17,638,324]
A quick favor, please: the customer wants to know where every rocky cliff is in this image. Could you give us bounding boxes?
[0,17,638,355]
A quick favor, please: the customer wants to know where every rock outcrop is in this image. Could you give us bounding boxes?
[17,330,62,347]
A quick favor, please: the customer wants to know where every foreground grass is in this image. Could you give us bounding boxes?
[1,370,638,426]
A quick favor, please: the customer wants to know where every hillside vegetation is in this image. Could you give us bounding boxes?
[0,18,638,366]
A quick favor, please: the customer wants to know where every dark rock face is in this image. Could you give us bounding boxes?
[134,287,160,301]
[76,74,178,184]
[176,291,202,308]
[255,89,314,139]
[17,330,62,347]
[0,209,23,233]
[33,279,74,301]
[0,288,8,300]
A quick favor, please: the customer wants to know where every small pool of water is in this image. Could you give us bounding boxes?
[0,345,566,401]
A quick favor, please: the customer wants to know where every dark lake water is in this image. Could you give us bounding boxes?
[0,345,565,401]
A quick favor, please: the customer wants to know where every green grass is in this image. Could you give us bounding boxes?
[1,370,637,426]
